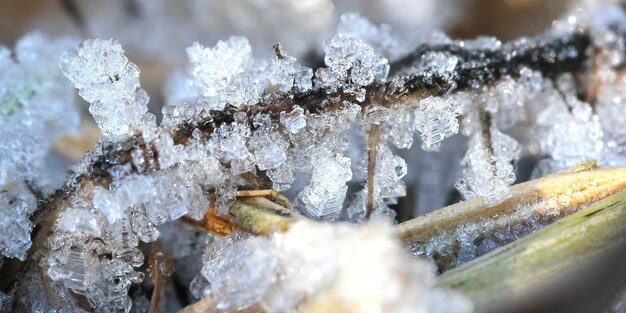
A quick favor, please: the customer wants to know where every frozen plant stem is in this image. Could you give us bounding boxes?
[83,30,594,181]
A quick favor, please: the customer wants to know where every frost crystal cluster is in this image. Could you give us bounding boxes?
[61,39,151,140]
[1,4,626,313]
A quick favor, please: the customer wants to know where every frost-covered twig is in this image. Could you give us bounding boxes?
[68,30,594,184]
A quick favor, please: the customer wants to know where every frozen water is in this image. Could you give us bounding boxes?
[317,34,389,93]
[0,182,37,260]
[187,37,263,109]
[413,96,463,151]
[61,39,150,140]
[57,208,101,237]
[456,125,520,205]
[0,33,79,192]
[280,105,307,134]
[267,44,313,93]
[296,152,352,218]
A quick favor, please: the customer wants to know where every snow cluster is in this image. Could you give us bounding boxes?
[192,219,472,313]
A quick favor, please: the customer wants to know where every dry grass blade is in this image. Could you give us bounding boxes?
[366,124,381,219]
[396,166,626,244]
[148,242,175,313]
[437,187,626,312]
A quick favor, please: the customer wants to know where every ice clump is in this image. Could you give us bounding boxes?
[296,152,352,219]
[187,37,262,109]
[267,44,313,93]
[0,33,80,191]
[279,105,307,134]
[456,125,520,205]
[192,220,473,313]
[61,39,150,140]
[0,182,37,260]
[316,34,389,95]
[413,96,464,151]
[57,208,102,237]
[533,75,604,175]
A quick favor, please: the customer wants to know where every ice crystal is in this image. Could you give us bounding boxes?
[57,208,102,237]
[456,125,520,205]
[187,37,263,109]
[267,44,313,93]
[61,39,150,140]
[296,152,352,218]
[279,105,307,134]
[316,34,389,94]
[413,96,463,151]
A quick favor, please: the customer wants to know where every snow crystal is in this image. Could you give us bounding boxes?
[316,34,389,94]
[61,39,150,140]
[413,96,463,151]
[267,44,313,93]
[296,152,352,218]
[456,125,520,205]
[187,37,263,109]
[279,105,307,134]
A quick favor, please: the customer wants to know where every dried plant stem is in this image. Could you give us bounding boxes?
[366,123,381,218]
[148,242,174,313]
[395,166,626,244]
[437,187,626,312]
